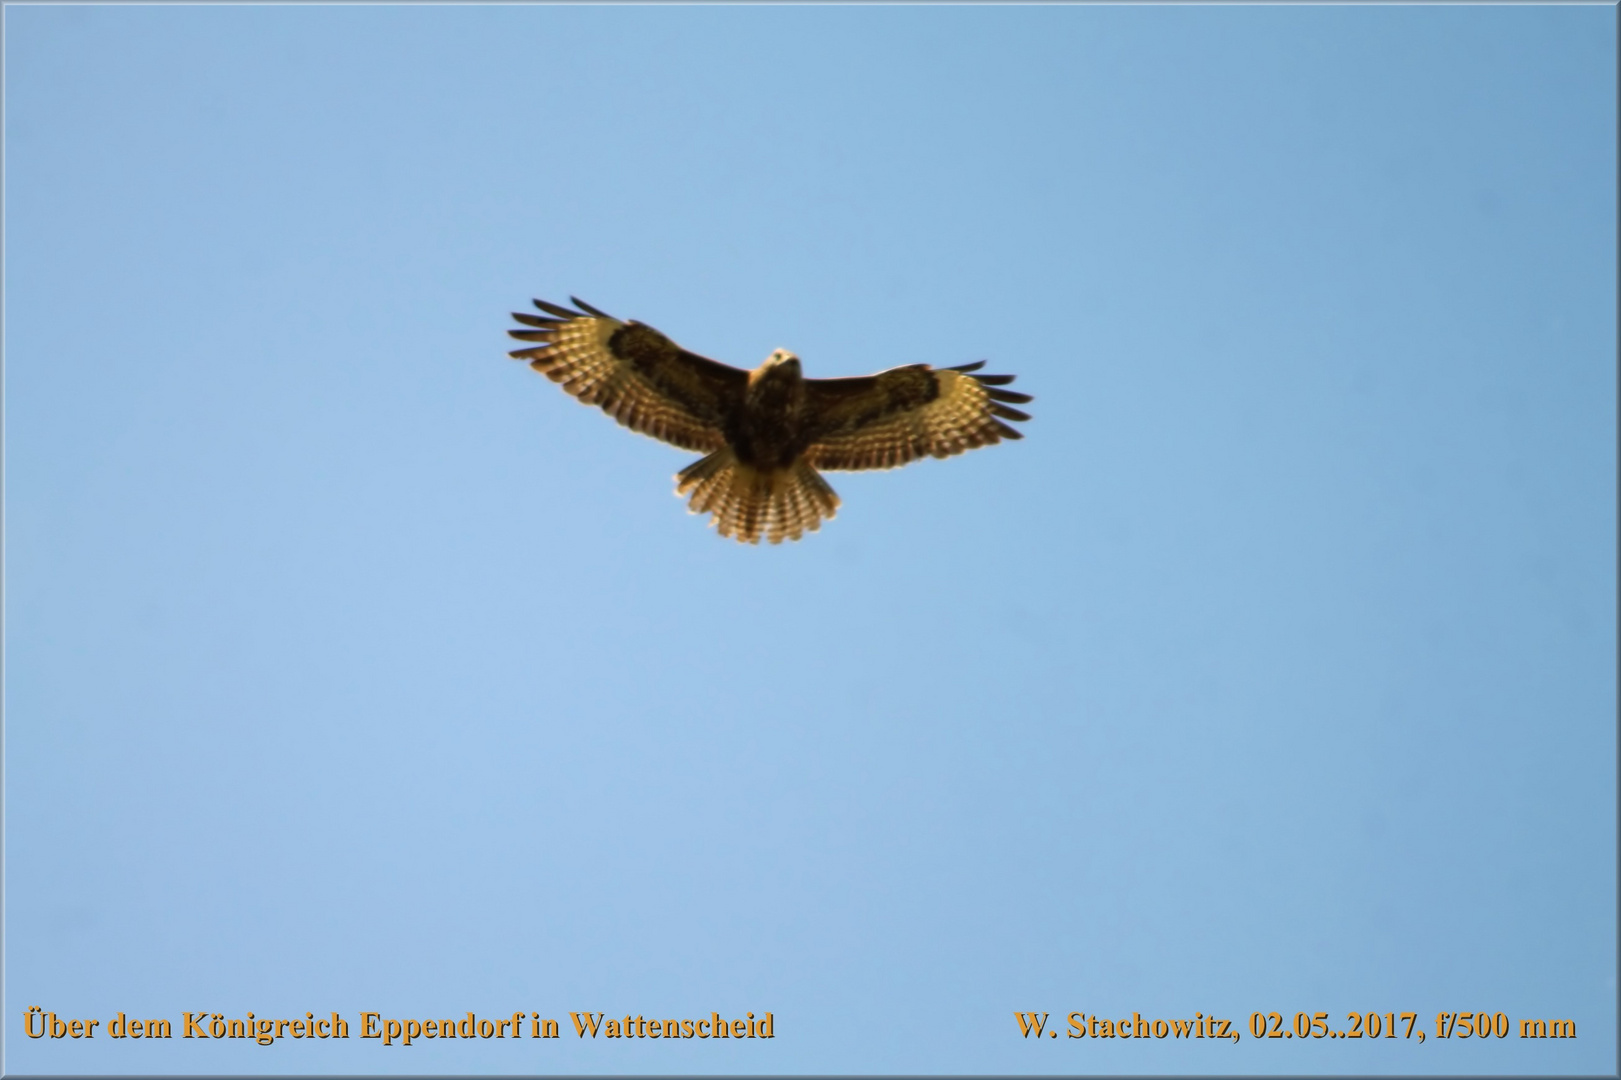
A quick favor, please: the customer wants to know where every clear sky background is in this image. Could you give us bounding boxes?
[4,4,1615,1076]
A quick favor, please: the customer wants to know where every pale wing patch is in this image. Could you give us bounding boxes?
[509,309,728,453]
[805,370,1026,471]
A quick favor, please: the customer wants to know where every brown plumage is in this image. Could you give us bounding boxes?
[507,297,1032,544]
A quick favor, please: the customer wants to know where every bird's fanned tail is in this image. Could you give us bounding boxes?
[676,449,840,545]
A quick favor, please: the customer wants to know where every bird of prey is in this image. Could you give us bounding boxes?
[507,297,1032,544]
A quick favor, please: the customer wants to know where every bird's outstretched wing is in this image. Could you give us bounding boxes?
[801,361,1032,471]
[508,297,748,452]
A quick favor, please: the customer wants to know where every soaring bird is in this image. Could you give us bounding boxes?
[507,297,1032,544]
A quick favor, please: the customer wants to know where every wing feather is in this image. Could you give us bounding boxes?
[507,299,746,452]
[801,364,1031,472]
[569,295,613,319]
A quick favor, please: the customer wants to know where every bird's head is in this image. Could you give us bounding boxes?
[764,348,800,372]
[750,348,801,388]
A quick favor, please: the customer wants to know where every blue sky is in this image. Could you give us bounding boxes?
[4,4,1614,1075]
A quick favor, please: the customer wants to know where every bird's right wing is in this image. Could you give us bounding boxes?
[508,298,747,452]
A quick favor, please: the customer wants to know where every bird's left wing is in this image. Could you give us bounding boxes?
[508,297,747,453]
[801,362,1031,471]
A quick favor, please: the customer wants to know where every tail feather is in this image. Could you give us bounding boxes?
[675,449,840,544]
